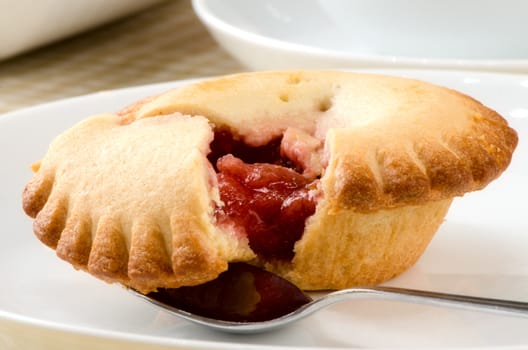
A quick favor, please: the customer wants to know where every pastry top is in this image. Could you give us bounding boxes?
[119,70,518,211]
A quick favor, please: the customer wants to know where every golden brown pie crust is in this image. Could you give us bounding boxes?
[23,71,518,292]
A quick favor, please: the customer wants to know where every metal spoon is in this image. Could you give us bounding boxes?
[130,284,528,334]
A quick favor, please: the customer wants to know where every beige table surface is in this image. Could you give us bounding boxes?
[0,0,245,115]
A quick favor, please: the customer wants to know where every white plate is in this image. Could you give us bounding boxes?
[192,0,528,73]
[0,69,527,349]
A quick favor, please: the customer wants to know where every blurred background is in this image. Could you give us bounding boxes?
[0,0,243,114]
[1,0,527,114]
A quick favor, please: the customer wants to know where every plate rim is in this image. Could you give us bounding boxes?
[1,68,527,121]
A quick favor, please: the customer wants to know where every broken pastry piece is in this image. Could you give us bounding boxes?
[22,71,518,293]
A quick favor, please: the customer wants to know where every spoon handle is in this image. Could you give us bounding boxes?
[325,286,528,316]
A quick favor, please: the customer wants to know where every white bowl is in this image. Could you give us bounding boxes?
[0,0,163,60]
[192,0,528,72]
[319,0,528,60]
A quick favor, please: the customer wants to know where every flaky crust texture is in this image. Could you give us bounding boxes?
[119,70,518,211]
[22,114,254,293]
[23,71,517,291]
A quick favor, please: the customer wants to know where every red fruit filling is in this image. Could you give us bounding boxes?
[209,130,318,260]
[148,262,311,322]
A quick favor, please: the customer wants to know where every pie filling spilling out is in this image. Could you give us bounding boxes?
[150,129,321,321]
[209,130,319,260]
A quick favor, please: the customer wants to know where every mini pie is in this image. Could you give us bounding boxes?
[22,71,518,293]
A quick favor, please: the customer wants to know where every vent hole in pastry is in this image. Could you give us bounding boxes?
[209,130,318,260]
[287,74,302,84]
[318,97,332,112]
[279,93,289,102]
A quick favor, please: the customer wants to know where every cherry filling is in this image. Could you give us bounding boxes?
[145,131,319,320]
[210,130,318,260]
[148,263,311,322]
